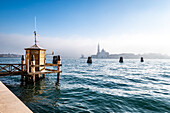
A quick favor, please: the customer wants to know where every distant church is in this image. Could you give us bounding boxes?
[91,44,109,58]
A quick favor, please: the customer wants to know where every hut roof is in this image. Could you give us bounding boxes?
[25,44,46,50]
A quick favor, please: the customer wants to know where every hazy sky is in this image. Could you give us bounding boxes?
[1,0,170,58]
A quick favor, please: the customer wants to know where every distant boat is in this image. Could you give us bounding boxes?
[80,54,87,59]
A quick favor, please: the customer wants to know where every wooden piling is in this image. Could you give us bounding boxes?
[43,74,46,78]
[53,56,58,64]
[31,55,35,82]
[27,59,29,73]
[141,57,144,62]
[57,55,61,81]
[87,57,92,63]
[119,57,123,63]
[21,55,25,81]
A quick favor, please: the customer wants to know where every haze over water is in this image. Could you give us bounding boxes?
[0,58,170,112]
[1,0,170,57]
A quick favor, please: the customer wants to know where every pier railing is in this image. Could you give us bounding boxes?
[0,63,61,76]
[0,64,26,76]
[28,63,62,74]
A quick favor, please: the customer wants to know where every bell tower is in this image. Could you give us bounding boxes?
[97,43,100,55]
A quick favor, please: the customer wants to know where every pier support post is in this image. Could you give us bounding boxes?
[43,74,46,78]
[36,74,41,81]
[31,55,35,82]
[21,55,25,81]
[57,55,61,81]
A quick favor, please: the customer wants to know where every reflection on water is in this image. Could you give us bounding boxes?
[20,79,61,112]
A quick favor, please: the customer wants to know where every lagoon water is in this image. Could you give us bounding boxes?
[0,58,170,112]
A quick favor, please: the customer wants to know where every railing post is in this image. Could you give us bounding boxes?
[27,59,29,73]
[31,55,35,82]
[57,55,61,81]
[21,55,25,81]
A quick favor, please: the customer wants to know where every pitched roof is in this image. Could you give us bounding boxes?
[25,44,46,50]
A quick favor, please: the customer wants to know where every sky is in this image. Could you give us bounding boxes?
[1,0,170,58]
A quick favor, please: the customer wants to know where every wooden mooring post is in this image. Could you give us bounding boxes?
[87,57,92,63]
[53,55,62,81]
[119,57,123,63]
[57,55,61,81]
[31,55,35,82]
[141,57,144,62]
[21,55,25,81]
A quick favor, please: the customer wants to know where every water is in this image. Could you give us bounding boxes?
[0,58,170,112]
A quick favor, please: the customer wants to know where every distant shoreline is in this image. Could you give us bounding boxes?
[0,54,21,58]
[90,53,170,59]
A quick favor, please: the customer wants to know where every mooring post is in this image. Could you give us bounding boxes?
[57,55,61,81]
[21,55,25,81]
[31,55,35,82]
[87,57,92,63]
[25,59,28,82]
[141,57,144,62]
[119,57,123,63]
[53,56,58,64]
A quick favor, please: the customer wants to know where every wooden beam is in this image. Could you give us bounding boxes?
[0,71,24,76]
[0,65,10,72]
[28,70,62,75]
[0,64,26,65]
[12,65,22,71]
[45,68,57,71]
[45,63,58,66]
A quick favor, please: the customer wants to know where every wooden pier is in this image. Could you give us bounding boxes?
[0,64,25,76]
[0,60,62,82]
[0,17,62,82]
[0,81,33,113]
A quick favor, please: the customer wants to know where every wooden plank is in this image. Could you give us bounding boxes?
[12,65,22,71]
[45,68,57,71]
[0,71,24,76]
[0,64,26,65]
[28,70,62,75]
[45,63,58,66]
[0,65,10,72]
[0,81,33,113]
[40,67,45,71]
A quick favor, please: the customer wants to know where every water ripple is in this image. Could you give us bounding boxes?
[1,58,170,112]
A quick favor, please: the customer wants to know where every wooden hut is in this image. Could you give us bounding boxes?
[0,17,62,82]
[25,44,46,73]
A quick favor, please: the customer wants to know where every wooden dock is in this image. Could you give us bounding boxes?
[0,18,62,82]
[0,62,62,82]
[0,81,32,113]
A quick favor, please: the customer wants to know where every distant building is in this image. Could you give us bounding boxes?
[91,44,170,59]
[92,44,109,59]
[0,54,21,58]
